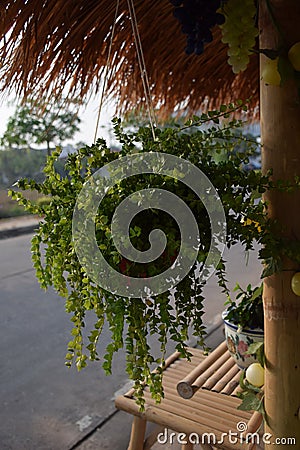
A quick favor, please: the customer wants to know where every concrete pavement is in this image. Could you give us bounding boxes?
[0,232,131,450]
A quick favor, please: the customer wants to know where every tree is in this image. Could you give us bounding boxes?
[1,100,81,155]
[0,148,47,188]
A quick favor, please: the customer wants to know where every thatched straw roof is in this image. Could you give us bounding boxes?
[0,1,259,118]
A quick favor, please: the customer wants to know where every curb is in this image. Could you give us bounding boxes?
[0,217,40,240]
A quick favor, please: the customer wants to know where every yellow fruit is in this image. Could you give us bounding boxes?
[288,42,300,71]
[291,272,300,296]
[261,57,281,86]
[245,363,265,387]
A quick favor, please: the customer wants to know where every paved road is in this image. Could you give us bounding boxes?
[0,232,261,449]
[0,234,130,450]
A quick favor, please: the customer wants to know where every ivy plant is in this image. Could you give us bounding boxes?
[224,282,264,330]
[8,102,300,408]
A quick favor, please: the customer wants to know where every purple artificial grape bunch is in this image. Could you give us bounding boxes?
[170,0,225,55]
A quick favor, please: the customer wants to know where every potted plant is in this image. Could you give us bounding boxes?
[222,283,264,369]
[8,103,276,407]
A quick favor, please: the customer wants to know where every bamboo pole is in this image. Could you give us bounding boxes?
[177,352,232,398]
[208,363,240,392]
[201,357,236,391]
[221,371,241,395]
[143,390,252,422]
[259,1,300,447]
[178,342,227,384]
[115,394,253,447]
[177,342,229,398]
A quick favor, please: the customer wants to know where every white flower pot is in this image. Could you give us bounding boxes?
[222,310,264,370]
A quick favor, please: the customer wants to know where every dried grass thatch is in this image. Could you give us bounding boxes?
[0,0,259,118]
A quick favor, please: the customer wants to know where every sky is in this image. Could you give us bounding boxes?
[0,95,261,150]
[0,96,117,148]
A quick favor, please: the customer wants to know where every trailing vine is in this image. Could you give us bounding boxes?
[8,102,300,408]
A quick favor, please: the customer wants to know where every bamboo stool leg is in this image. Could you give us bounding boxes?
[182,440,193,450]
[199,444,213,450]
[127,416,147,450]
[143,425,165,450]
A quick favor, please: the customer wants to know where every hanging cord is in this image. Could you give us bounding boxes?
[126,0,157,141]
[94,0,120,143]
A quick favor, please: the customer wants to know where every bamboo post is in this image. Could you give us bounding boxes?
[259,1,300,447]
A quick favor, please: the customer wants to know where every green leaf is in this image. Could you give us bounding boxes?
[261,257,281,278]
[247,341,264,356]
[278,56,295,87]
[237,392,261,411]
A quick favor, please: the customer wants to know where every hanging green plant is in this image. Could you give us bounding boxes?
[8,102,300,408]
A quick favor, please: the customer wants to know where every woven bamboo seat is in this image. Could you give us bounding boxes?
[115,342,263,450]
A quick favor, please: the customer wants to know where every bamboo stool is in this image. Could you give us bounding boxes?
[115,341,263,450]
